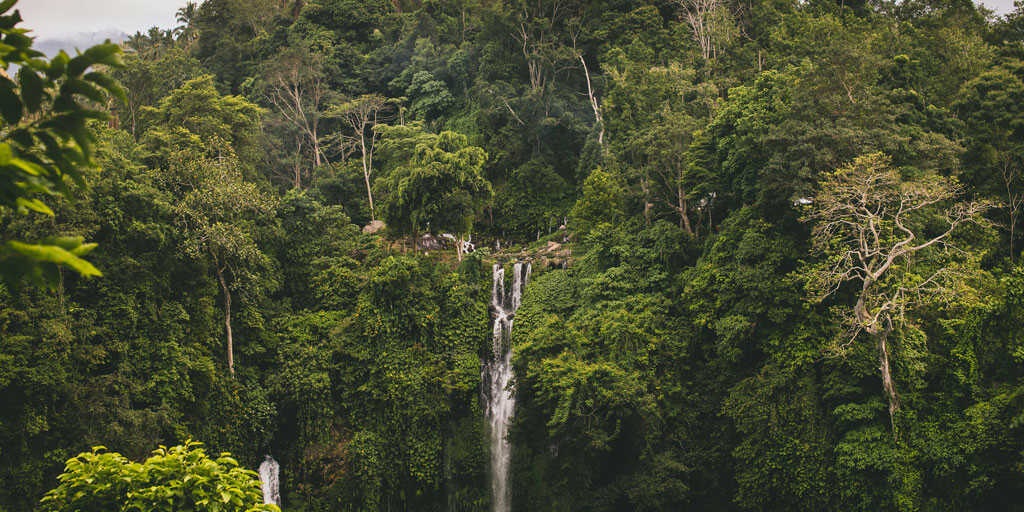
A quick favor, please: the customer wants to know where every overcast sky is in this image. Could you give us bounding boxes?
[13,0,1022,42]
[982,0,1018,14]
[18,0,185,40]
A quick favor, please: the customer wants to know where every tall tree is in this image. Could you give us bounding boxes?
[378,130,491,258]
[262,44,333,186]
[672,0,738,68]
[141,75,264,173]
[800,153,991,435]
[175,151,277,374]
[955,59,1024,260]
[175,2,200,48]
[327,95,392,221]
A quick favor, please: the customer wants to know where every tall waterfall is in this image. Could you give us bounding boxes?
[259,455,281,506]
[483,262,530,512]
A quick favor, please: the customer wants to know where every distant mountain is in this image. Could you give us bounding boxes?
[34,29,127,57]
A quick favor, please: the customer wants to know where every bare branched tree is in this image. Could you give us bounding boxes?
[226,0,282,36]
[1001,158,1024,261]
[568,19,604,151]
[263,47,331,187]
[672,0,737,65]
[328,95,393,221]
[510,0,579,96]
[801,153,992,436]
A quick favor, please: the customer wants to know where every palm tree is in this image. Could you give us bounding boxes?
[124,31,148,55]
[146,26,164,58]
[175,2,200,48]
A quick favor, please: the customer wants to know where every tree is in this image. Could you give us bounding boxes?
[378,130,491,258]
[0,1,124,290]
[569,25,604,150]
[175,1,200,48]
[112,50,205,140]
[508,0,580,96]
[672,0,738,68]
[327,95,392,221]
[601,49,711,233]
[262,43,333,186]
[569,168,624,239]
[641,111,699,235]
[800,153,991,436]
[175,152,277,374]
[140,75,272,375]
[40,441,278,511]
[141,75,263,172]
[955,60,1024,261]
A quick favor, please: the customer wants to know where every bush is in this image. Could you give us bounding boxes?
[40,441,278,512]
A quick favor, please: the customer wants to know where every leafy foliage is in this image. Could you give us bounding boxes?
[0,0,124,289]
[40,441,278,512]
[5,0,1024,511]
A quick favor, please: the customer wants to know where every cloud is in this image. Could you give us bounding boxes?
[16,0,185,40]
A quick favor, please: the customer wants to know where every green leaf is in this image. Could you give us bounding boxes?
[0,0,18,15]
[82,42,123,67]
[8,156,48,177]
[18,68,42,111]
[15,197,54,215]
[0,77,23,124]
[84,71,126,103]
[62,78,107,105]
[6,240,101,277]
[66,55,90,78]
[47,51,69,80]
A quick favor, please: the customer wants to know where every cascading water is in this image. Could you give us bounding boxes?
[259,455,281,506]
[483,262,530,512]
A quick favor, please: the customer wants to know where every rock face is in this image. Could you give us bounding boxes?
[362,220,386,234]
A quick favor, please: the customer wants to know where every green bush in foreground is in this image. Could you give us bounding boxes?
[40,441,279,512]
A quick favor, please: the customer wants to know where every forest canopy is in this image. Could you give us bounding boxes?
[3,0,1024,510]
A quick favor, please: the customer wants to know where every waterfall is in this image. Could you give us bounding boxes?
[483,262,530,512]
[259,455,281,506]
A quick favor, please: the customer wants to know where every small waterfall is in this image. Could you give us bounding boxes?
[259,455,281,506]
[483,262,530,512]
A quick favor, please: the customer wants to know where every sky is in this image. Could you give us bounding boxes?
[11,0,1022,42]
[17,0,185,40]
[979,0,1018,14]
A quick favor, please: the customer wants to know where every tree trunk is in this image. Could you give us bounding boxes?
[640,176,652,227]
[363,164,375,221]
[1011,213,1017,263]
[130,106,138,141]
[294,134,303,188]
[578,53,605,152]
[678,184,692,235]
[877,325,900,437]
[857,280,899,437]
[215,265,235,374]
[361,132,375,221]
[312,124,322,168]
[456,235,463,262]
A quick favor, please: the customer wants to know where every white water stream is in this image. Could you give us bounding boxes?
[483,262,530,512]
[259,455,281,506]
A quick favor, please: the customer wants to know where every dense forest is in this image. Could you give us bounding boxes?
[3,0,1024,509]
